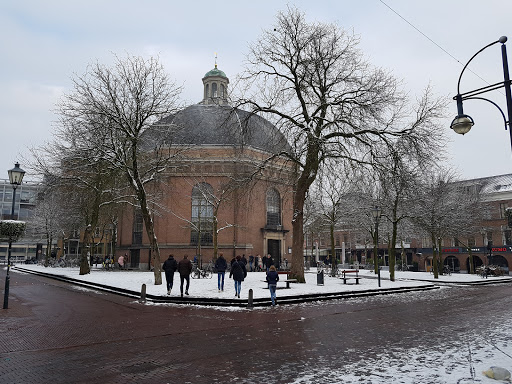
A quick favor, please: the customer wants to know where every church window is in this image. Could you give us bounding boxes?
[205,84,209,99]
[212,83,218,97]
[221,84,225,98]
[191,183,214,245]
[266,188,281,227]
[132,209,143,245]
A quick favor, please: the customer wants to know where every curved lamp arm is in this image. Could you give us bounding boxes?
[463,96,508,130]
[457,39,501,95]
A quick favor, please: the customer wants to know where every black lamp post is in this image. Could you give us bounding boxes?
[3,162,26,309]
[371,206,382,276]
[450,36,512,149]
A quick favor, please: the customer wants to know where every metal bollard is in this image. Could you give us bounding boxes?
[378,267,381,287]
[247,288,254,308]
[140,283,147,303]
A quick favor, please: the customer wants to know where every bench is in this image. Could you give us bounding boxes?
[264,271,298,288]
[341,269,361,285]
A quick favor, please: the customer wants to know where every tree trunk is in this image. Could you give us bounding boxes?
[213,216,218,261]
[468,248,474,274]
[389,220,397,282]
[140,204,162,285]
[289,180,307,283]
[330,222,336,277]
[79,225,91,275]
[431,233,439,279]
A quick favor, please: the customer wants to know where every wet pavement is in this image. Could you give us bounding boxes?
[1,270,511,383]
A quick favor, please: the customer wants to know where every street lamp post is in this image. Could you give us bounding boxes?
[450,36,512,149]
[371,206,382,278]
[3,162,26,309]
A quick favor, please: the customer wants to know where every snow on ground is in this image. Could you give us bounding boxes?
[11,265,512,300]
[10,265,512,383]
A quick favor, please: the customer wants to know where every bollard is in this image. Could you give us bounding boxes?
[139,283,147,303]
[247,288,254,308]
[378,267,381,288]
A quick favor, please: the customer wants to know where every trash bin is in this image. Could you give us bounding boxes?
[317,270,324,285]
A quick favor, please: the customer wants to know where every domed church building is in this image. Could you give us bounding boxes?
[116,65,295,269]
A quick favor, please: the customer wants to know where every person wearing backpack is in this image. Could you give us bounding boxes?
[229,255,247,298]
[266,265,279,306]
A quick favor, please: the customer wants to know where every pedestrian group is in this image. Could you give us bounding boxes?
[161,253,283,305]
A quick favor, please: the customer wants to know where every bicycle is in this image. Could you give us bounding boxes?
[191,265,212,279]
[397,263,409,271]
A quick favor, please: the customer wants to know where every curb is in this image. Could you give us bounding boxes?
[13,266,441,308]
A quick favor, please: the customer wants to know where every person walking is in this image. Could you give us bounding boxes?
[229,255,247,298]
[117,254,125,270]
[248,254,254,272]
[266,265,279,306]
[162,254,178,295]
[265,254,273,272]
[257,254,263,272]
[215,253,227,292]
[178,255,193,297]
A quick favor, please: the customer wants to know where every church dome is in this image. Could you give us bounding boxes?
[143,64,291,155]
[151,104,291,155]
[203,66,227,79]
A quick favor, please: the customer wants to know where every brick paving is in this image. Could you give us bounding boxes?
[1,270,511,383]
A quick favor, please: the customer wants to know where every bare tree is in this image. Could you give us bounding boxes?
[31,182,67,267]
[239,7,444,282]
[56,54,182,284]
[412,168,483,278]
[310,163,357,276]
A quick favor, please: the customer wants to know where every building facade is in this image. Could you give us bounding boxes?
[116,65,295,269]
[307,174,512,274]
[0,178,43,263]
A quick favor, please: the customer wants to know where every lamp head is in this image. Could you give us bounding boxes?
[371,206,382,220]
[8,162,26,186]
[450,114,474,135]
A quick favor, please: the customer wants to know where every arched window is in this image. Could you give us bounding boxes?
[221,84,225,98]
[212,83,218,97]
[191,183,214,245]
[205,84,209,99]
[266,188,281,227]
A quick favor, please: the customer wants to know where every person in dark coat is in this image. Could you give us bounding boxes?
[266,265,279,306]
[248,254,255,272]
[229,255,247,298]
[215,253,228,292]
[162,254,178,295]
[265,254,273,272]
[178,255,193,297]
[261,254,267,271]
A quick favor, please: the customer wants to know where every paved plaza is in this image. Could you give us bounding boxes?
[1,268,512,383]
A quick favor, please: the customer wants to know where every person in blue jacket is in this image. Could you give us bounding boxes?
[229,255,247,298]
[266,265,279,306]
[215,253,228,292]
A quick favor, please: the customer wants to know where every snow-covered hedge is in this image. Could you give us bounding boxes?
[0,220,26,242]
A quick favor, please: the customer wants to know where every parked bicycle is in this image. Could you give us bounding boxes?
[396,263,409,271]
[191,264,212,279]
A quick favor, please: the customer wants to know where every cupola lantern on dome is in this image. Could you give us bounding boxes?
[202,56,229,105]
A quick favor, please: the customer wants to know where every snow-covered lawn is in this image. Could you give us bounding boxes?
[12,265,512,299]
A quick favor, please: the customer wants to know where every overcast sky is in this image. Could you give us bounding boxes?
[1,0,512,181]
